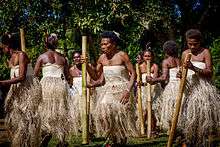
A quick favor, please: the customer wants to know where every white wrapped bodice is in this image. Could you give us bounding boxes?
[71,76,82,95]
[42,63,64,78]
[10,64,33,79]
[103,65,129,81]
[169,67,179,82]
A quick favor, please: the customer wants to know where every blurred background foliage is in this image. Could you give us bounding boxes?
[0,0,220,88]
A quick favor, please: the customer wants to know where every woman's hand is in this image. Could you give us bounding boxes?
[176,70,182,79]
[146,76,154,84]
[80,55,88,64]
[120,90,130,105]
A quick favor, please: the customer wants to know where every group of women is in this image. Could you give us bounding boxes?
[0,29,219,147]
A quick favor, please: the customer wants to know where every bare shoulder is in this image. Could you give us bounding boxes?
[162,59,169,67]
[118,50,128,56]
[182,49,191,55]
[97,54,105,64]
[203,48,211,54]
[118,51,129,60]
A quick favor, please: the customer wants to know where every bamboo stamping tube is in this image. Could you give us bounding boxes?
[81,36,89,145]
[146,60,152,138]
[167,53,192,147]
[136,63,145,135]
[20,28,26,52]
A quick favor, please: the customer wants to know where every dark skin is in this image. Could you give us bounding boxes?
[0,45,29,86]
[180,38,213,78]
[69,52,105,87]
[138,51,159,132]
[86,38,136,105]
[69,52,82,78]
[34,49,69,80]
[146,54,180,85]
[139,51,159,84]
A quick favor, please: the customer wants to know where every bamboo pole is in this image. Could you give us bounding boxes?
[167,53,192,147]
[81,36,89,144]
[146,60,152,138]
[136,63,145,135]
[20,28,26,52]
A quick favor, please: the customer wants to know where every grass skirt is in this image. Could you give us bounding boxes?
[68,86,97,135]
[93,77,138,143]
[181,76,220,145]
[39,77,70,142]
[5,76,41,147]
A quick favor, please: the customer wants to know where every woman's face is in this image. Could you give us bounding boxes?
[73,53,81,64]
[2,44,10,54]
[187,38,201,53]
[100,38,115,55]
[143,51,152,62]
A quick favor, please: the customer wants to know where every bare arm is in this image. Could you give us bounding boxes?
[63,58,70,81]
[0,52,28,85]
[123,52,136,91]
[147,60,169,84]
[152,64,159,78]
[87,72,105,88]
[34,55,43,77]
[86,59,103,81]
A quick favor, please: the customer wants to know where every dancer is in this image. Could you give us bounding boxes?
[0,33,41,147]
[179,29,220,146]
[34,33,69,147]
[138,49,161,135]
[146,40,182,131]
[85,31,138,145]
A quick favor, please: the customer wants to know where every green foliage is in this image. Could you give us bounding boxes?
[0,54,10,80]
[210,38,220,89]
[0,0,220,89]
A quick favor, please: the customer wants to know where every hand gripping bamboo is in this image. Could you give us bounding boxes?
[136,63,145,135]
[146,60,152,138]
[81,36,89,144]
[20,28,26,52]
[167,53,192,147]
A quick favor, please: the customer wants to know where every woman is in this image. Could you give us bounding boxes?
[146,40,182,131]
[0,33,41,147]
[34,33,69,146]
[86,31,138,145]
[179,29,220,146]
[138,49,161,134]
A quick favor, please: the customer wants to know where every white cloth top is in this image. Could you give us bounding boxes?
[10,63,33,79]
[42,63,64,78]
[71,76,82,95]
[103,65,129,80]
[141,73,153,83]
[169,67,179,81]
[188,61,206,76]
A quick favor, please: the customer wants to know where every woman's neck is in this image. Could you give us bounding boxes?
[106,48,118,59]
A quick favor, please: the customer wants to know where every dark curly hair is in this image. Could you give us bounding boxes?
[1,33,20,50]
[163,40,178,57]
[101,31,120,45]
[185,29,202,41]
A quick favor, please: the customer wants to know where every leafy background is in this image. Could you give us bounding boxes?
[0,0,220,88]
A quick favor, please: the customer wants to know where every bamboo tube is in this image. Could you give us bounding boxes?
[20,28,26,52]
[81,36,89,144]
[146,60,152,138]
[136,63,145,135]
[167,53,192,147]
